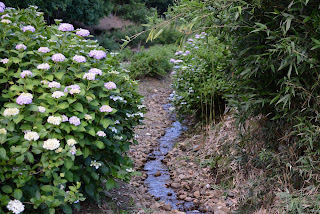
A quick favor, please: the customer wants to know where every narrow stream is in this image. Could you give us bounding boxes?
[144,103,201,213]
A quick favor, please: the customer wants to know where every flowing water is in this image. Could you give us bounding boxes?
[144,103,201,213]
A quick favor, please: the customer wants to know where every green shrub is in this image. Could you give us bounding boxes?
[113,2,155,23]
[128,44,176,78]
[0,5,144,213]
[171,34,231,120]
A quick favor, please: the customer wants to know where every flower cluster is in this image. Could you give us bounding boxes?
[0,2,5,13]
[37,63,50,70]
[99,105,113,113]
[62,115,68,122]
[24,131,40,141]
[84,114,92,120]
[38,106,46,113]
[3,108,19,116]
[104,82,116,90]
[20,70,33,78]
[69,116,80,126]
[38,47,50,53]
[7,199,25,214]
[88,50,106,60]
[43,138,60,150]
[73,55,86,63]
[52,91,65,98]
[22,25,35,32]
[16,93,33,105]
[64,84,81,94]
[58,23,74,31]
[0,128,7,135]
[47,116,62,125]
[1,58,9,64]
[90,160,102,169]
[16,44,27,50]
[96,131,106,137]
[48,81,61,89]
[67,139,77,146]
[76,29,90,37]
[89,68,102,76]
[83,73,95,81]
[52,53,66,62]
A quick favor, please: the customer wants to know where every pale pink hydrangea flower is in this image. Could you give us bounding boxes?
[99,105,113,113]
[96,131,106,137]
[69,116,80,126]
[76,29,90,37]
[1,14,10,19]
[37,63,50,70]
[21,70,33,78]
[88,50,106,60]
[0,2,5,13]
[83,73,96,81]
[52,91,65,99]
[89,68,102,76]
[38,47,50,53]
[16,44,27,50]
[62,115,69,122]
[58,23,74,31]
[22,25,35,32]
[64,84,81,94]
[48,81,61,89]
[0,58,8,64]
[73,55,86,63]
[38,106,46,113]
[104,82,117,90]
[52,53,66,62]
[1,19,10,24]
[16,93,33,105]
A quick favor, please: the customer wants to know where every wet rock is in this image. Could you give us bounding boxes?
[171,182,180,188]
[154,171,162,177]
[194,190,200,198]
[179,194,187,200]
[185,197,193,202]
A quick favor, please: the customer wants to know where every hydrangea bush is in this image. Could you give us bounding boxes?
[0,4,145,213]
[170,33,231,120]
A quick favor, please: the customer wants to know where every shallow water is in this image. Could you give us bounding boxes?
[144,103,201,213]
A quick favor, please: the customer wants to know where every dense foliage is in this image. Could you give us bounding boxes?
[0,5,144,213]
[128,44,176,78]
[171,33,231,121]
[3,0,113,25]
[148,0,320,212]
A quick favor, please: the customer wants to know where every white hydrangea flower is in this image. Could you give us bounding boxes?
[52,91,65,99]
[7,199,25,214]
[43,138,60,150]
[67,139,77,146]
[38,106,46,113]
[84,114,92,120]
[24,131,40,141]
[47,116,62,125]
[3,108,19,116]
[90,160,102,169]
[0,128,7,135]
[96,131,106,137]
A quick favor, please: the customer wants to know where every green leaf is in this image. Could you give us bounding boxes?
[2,185,12,193]
[64,158,73,169]
[60,204,72,214]
[73,103,83,112]
[0,148,7,160]
[13,115,24,124]
[16,155,25,164]
[58,102,69,109]
[41,185,53,192]
[26,152,34,163]
[54,71,65,80]
[11,57,21,64]
[83,147,90,158]
[105,179,118,191]
[96,141,105,149]
[91,172,99,180]
[88,128,95,136]
[101,119,113,129]
[14,189,23,200]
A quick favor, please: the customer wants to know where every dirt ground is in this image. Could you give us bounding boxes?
[78,76,237,214]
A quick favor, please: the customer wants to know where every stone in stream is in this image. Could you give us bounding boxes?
[154,171,162,177]
[171,182,180,188]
